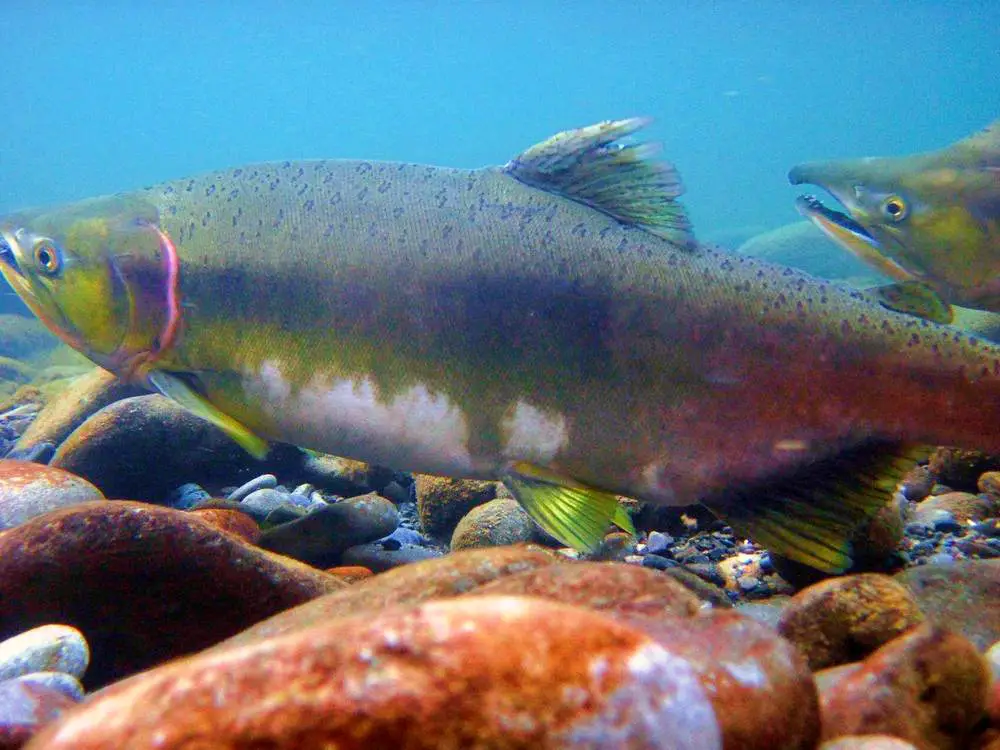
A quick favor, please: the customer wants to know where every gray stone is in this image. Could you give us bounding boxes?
[227,474,277,503]
[13,671,85,701]
[0,624,89,682]
[341,541,444,572]
[240,488,290,520]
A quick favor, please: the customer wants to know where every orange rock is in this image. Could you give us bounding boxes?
[0,501,343,689]
[26,597,723,749]
[325,565,374,583]
[778,573,924,670]
[467,561,705,618]
[219,543,558,649]
[629,610,819,750]
[0,460,104,530]
[820,625,990,749]
[189,508,261,544]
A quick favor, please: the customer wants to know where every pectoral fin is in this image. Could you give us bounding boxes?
[867,281,954,324]
[147,370,269,459]
[703,442,929,573]
[501,461,630,552]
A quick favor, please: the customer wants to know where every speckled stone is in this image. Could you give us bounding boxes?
[450,497,536,550]
[415,474,499,541]
[778,574,925,670]
[218,544,559,649]
[0,501,344,689]
[26,597,723,750]
[819,625,989,749]
[0,461,104,530]
[896,559,1000,651]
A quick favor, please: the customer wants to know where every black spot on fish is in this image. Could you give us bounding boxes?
[719,258,734,271]
[297,184,309,197]
[232,215,238,228]
[378,181,392,194]
[393,207,405,219]
[233,169,243,177]
[296,167,305,178]
[188,221,196,238]
[330,192,343,205]
[270,180,280,191]
[436,189,448,209]
[820,296,828,304]
[282,161,292,169]
[323,173,334,184]
[571,223,588,238]
[164,186,175,195]
[840,320,851,335]
[357,187,369,201]
[909,333,921,347]
[169,206,177,216]
[202,213,211,227]
[781,267,795,276]
[323,224,335,238]
[272,209,284,228]
[356,163,373,175]
[442,225,454,239]
[186,181,195,193]
[205,185,216,197]
[228,189,240,200]
[304,199,315,212]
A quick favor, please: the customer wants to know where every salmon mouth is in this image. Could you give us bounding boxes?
[0,234,23,278]
[794,194,879,246]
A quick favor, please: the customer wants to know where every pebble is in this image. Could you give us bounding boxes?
[27,597,724,750]
[167,482,211,510]
[226,474,278,503]
[414,474,499,541]
[239,488,291,520]
[645,530,673,555]
[450,497,536,551]
[0,625,89,682]
[340,541,443,572]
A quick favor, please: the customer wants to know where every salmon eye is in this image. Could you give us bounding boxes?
[33,239,62,276]
[880,195,908,222]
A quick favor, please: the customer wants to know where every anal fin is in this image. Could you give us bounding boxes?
[703,442,930,573]
[147,370,269,459]
[501,461,630,552]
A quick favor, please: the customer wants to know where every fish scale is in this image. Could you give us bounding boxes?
[4,117,1000,572]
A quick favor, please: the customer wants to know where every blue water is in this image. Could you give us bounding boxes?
[1,1,998,244]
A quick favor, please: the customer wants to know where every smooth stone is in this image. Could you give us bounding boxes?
[239,488,291,520]
[0,625,88,682]
[896,560,1000,651]
[27,597,723,750]
[629,610,820,750]
[466,561,707,617]
[450,497,535,550]
[380,526,430,547]
[340,541,442,572]
[645,530,673,555]
[12,368,145,458]
[0,460,104,530]
[324,566,374,584]
[415,474,499,541]
[226,474,277,503]
[261,504,307,525]
[4,441,54,464]
[0,501,343,689]
[257,493,399,568]
[0,675,76,747]
[49,395,304,503]
[219,544,559,648]
[188,509,261,544]
[166,483,211,511]
[819,625,989,749]
[778,573,925,670]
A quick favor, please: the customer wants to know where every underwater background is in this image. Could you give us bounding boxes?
[2,1,998,247]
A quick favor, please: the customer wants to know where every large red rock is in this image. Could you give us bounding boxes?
[465,561,707,617]
[820,625,990,749]
[220,543,558,648]
[0,501,343,688]
[26,597,723,749]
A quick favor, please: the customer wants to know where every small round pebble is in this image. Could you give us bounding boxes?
[226,474,277,503]
[0,624,89,682]
[240,488,291,520]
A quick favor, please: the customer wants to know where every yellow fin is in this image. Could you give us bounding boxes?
[704,442,930,573]
[501,461,623,552]
[868,281,954,324]
[147,370,269,459]
[612,503,636,535]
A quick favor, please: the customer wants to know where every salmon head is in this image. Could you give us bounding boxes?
[789,119,1000,311]
[0,195,180,381]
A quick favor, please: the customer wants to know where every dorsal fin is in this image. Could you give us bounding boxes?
[952,118,1000,161]
[504,118,696,249]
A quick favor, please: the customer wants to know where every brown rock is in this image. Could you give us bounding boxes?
[219,544,558,648]
[450,497,536,550]
[12,368,145,456]
[630,610,820,750]
[819,737,921,750]
[26,597,723,750]
[897,560,1000,651]
[820,625,990,749]
[49,394,303,503]
[914,492,997,525]
[415,474,498,541]
[978,472,1000,503]
[467,561,705,618]
[324,566,374,583]
[901,464,936,502]
[189,508,261,544]
[0,461,104,531]
[0,501,343,689]
[928,448,1000,492]
[778,573,925,670]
